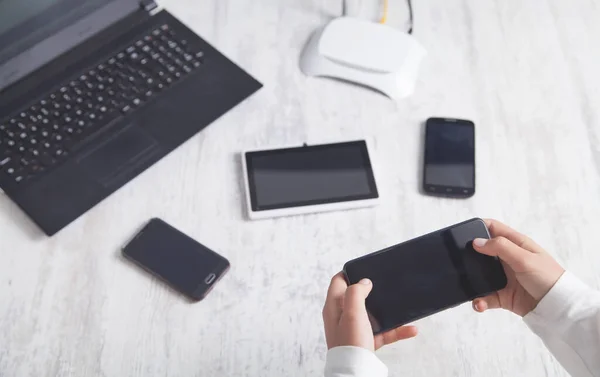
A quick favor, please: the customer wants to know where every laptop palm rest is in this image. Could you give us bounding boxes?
[77,124,160,187]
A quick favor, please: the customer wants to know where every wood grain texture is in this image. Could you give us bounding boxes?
[2,0,600,376]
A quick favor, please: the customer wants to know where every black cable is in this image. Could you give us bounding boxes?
[407,0,414,34]
[341,0,414,34]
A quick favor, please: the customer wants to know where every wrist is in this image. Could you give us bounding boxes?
[524,271,589,323]
[529,266,566,302]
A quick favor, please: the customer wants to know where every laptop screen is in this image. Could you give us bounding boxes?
[0,0,110,65]
[0,0,59,36]
[0,0,140,90]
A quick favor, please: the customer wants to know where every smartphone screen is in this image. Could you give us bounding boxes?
[123,219,230,301]
[343,218,506,334]
[423,118,475,197]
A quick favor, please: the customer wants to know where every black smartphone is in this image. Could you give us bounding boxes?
[343,218,507,334]
[122,218,230,301]
[423,117,475,198]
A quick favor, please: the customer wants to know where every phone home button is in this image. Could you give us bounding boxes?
[204,273,216,285]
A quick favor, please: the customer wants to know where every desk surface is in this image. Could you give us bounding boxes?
[2,0,600,376]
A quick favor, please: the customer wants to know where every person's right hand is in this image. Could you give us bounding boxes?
[471,219,565,317]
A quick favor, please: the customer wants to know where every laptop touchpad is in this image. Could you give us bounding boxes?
[78,124,159,187]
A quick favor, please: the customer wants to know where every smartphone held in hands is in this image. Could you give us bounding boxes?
[343,218,507,334]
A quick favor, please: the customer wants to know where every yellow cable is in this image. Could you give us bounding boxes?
[380,0,389,24]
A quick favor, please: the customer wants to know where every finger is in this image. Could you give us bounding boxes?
[472,292,501,313]
[472,236,531,272]
[484,219,544,253]
[343,278,373,316]
[374,326,418,350]
[323,272,348,322]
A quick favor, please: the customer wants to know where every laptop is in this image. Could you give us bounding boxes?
[0,0,262,236]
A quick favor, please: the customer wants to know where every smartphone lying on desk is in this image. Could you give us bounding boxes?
[423,118,476,198]
[123,218,230,301]
[343,218,507,334]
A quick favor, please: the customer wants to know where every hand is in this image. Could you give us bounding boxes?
[323,272,418,351]
[472,219,565,317]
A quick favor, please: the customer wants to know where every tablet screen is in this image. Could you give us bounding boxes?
[245,141,378,211]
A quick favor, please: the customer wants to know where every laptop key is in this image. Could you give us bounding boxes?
[4,162,17,175]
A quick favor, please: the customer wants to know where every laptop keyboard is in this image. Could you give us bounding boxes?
[0,23,204,186]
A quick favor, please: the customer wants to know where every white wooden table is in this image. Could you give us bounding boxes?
[2,0,600,376]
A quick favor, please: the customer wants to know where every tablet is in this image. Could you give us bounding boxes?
[242,140,380,220]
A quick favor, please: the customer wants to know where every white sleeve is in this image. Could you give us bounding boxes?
[524,271,600,377]
[324,346,388,377]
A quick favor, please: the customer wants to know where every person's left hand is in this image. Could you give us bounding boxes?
[323,272,418,351]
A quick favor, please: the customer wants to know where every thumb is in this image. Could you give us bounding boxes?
[343,279,373,315]
[472,292,501,313]
[473,237,530,272]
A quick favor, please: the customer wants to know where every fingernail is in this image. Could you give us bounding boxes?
[473,238,488,247]
[473,301,487,312]
[359,278,371,285]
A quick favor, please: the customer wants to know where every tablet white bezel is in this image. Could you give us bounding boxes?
[241,140,380,220]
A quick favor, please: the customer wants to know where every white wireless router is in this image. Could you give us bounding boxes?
[300,16,426,101]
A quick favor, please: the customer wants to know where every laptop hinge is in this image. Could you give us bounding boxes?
[140,0,158,12]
